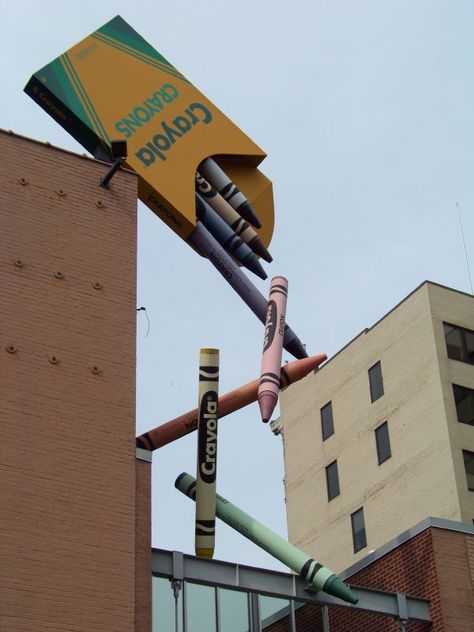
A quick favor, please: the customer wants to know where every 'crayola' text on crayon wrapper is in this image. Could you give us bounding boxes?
[24,15,274,245]
[198,392,218,482]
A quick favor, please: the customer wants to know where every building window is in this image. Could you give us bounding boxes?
[462,450,474,491]
[375,421,391,464]
[444,323,474,365]
[351,507,367,553]
[368,361,384,402]
[320,402,334,441]
[453,385,474,426]
[325,460,340,501]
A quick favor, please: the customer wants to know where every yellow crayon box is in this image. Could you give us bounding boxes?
[24,15,274,247]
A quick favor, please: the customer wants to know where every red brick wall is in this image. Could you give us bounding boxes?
[136,457,152,632]
[330,528,437,631]
[263,603,324,632]
[0,131,138,631]
[263,527,474,631]
[431,529,474,631]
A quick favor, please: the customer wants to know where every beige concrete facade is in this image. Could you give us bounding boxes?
[280,281,474,573]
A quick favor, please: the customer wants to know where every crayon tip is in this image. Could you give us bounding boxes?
[196,548,214,559]
[284,335,308,360]
[248,236,273,263]
[322,575,359,605]
[246,257,267,280]
[237,200,262,229]
[258,392,278,423]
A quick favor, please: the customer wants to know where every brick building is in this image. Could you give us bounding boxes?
[0,129,151,631]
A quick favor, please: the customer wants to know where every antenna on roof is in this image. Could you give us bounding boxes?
[455,202,473,295]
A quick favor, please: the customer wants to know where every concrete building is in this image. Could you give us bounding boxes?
[279,281,474,575]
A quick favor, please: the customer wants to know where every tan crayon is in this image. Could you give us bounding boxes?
[195,172,273,263]
[199,158,262,228]
[136,354,327,451]
[195,348,220,558]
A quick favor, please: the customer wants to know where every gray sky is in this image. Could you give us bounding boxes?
[1,0,473,572]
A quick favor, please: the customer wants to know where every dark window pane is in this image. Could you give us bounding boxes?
[466,330,474,364]
[444,323,464,361]
[351,508,367,553]
[375,422,391,464]
[444,322,474,365]
[453,385,474,426]
[462,450,474,491]
[325,460,340,501]
[368,361,384,402]
[321,402,334,441]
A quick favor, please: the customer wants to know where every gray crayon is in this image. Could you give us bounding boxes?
[199,158,262,228]
[189,222,307,360]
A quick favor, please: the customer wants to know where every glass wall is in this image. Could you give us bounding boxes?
[152,578,300,632]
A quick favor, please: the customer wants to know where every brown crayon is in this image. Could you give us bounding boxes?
[136,354,327,451]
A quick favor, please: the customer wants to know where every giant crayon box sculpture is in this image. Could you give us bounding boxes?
[24,15,274,248]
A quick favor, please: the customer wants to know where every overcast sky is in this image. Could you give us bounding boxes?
[1,0,473,572]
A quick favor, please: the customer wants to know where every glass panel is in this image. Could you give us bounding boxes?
[218,589,249,632]
[453,385,474,425]
[320,402,334,441]
[260,595,291,631]
[368,361,384,402]
[444,322,474,365]
[444,323,464,361]
[326,460,340,501]
[186,582,216,632]
[465,329,474,364]
[351,508,367,553]
[375,422,392,464]
[153,577,182,632]
[462,450,474,491]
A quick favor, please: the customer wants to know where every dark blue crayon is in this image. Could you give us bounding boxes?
[195,194,267,280]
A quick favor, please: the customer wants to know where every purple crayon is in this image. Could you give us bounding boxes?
[189,223,307,359]
[258,276,288,423]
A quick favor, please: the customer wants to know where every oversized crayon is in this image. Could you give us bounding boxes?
[175,473,358,605]
[199,158,262,228]
[195,194,267,280]
[195,348,220,558]
[136,354,326,451]
[189,221,307,359]
[258,277,288,423]
[195,172,273,263]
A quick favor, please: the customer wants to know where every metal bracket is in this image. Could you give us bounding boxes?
[99,158,124,188]
[396,593,408,631]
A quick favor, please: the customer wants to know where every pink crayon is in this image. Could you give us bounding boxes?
[258,276,288,423]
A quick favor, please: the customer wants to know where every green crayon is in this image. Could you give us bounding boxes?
[175,473,358,605]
